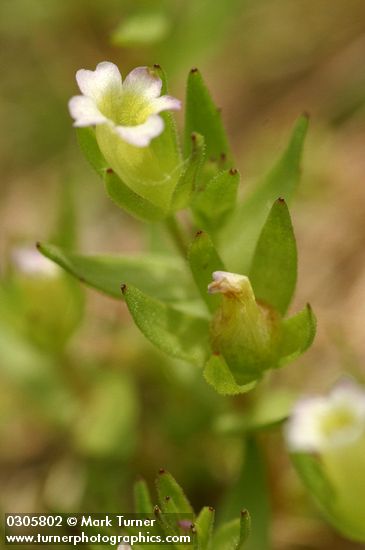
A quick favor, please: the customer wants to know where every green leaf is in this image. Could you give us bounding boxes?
[249,199,297,315]
[279,304,316,365]
[104,168,167,222]
[134,479,154,514]
[237,510,251,549]
[184,68,231,162]
[150,64,182,188]
[122,284,209,366]
[192,168,240,234]
[156,470,194,515]
[221,114,309,272]
[204,355,257,396]
[212,518,240,550]
[171,133,206,210]
[195,507,215,550]
[76,127,107,177]
[38,243,195,304]
[188,231,225,313]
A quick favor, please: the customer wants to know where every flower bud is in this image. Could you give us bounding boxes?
[285,380,365,541]
[208,271,280,385]
[69,62,182,210]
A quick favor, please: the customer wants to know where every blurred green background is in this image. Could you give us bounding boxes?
[1,1,365,548]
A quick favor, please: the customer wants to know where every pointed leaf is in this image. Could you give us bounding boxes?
[122,284,209,366]
[192,168,240,234]
[279,304,316,365]
[249,199,297,315]
[237,510,251,549]
[195,506,215,550]
[76,127,107,177]
[185,68,231,162]
[134,479,154,514]
[156,470,194,515]
[204,355,257,396]
[221,114,308,272]
[150,64,182,183]
[188,231,225,313]
[172,133,206,210]
[38,243,196,304]
[105,168,167,222]
[212,518,240,550]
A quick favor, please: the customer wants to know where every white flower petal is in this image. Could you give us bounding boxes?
[123,66,162,99]
[285,381,365,453]
[68,95,107,127]
[76,61,122,103]
[285,397,328,452]
[151,95,182,114]
[115,114,164,147]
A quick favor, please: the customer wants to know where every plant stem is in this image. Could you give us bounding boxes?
[165,215,188,257]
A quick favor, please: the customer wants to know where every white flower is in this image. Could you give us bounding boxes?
[11,247,59,278]
[208,271,251,296]
[69,62,181,147]
[285,380,365,452]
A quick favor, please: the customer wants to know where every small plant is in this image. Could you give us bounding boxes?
[33,60,365,545]
[40,61,315,396]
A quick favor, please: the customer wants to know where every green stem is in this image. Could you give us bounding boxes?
[165,215,188,257]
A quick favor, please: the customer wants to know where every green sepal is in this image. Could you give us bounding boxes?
[184,68,231,163]
[188,231,225,313]
[122,284,209,366]
[156,470,194,516]
[221,114,309,272]
[192,168,240,235]
[37,243,195,304]
[279,304,316,365]
[104,168,167,222]
[76,127,107,177]
[204,354,257,396]
[171,133,206,210]
[249,199,297,315]
[134,478,154,514]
